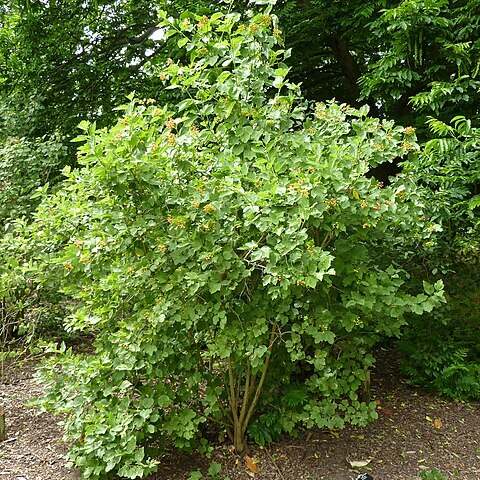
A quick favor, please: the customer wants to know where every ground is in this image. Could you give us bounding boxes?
[1,350,479,480]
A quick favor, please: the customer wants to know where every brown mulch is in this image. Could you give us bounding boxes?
[1,351,479,480]
[0,358,79,480]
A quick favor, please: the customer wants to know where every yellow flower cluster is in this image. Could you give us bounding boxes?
[403,126,416,136]
[203,203,216,213]
[165,118,176,129]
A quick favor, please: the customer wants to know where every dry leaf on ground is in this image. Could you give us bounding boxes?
[347,459,372,468]
[434,418,443,429]
[245,454,259,474]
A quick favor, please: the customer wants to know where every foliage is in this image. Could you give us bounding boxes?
[188,461,227,480]
[418,470,449,480]
[276,0,388,107]
[2,0,479,243]
[4,0,479,138]
[394,115,480,400]
[400,115,479,260]
[0,133,68,349]
[359,0,480,125]
[0,0,220,138]
[398,264,480,400]
[401,335,480,399]
[359,1,480,396]
[0,134,67,224]
[0,2,476,439]
[1,0,159,136]
[273,0,479,129]
[0,216,68,353]
[5,8,445,479]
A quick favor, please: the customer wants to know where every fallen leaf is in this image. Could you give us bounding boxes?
[245,454,259,474]
[348,459,372,468]
[380,407,393,415]
[434,418,443,429]
[425,415,433,422]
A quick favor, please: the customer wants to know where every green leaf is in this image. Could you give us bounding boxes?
[210,12,223,23]
[208,461,222,476]
[216,71,231,85]
[140,397,154,409]
[423,281,434,295]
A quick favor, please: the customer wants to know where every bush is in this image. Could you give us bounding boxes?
[401,115,480,261]
[0,133,67,348]
[0,218,68,351]
[398,263,480,399]
[0,134,66,225]
[10,8,446,479]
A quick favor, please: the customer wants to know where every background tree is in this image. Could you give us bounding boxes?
[2,0,479,136]
[276,0,480,125]
[1,0,175,137]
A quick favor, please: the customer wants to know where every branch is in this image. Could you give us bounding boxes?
[321,233,334,250]
[242,322,278,434]
[238,362,251,426]
[97,24,159,56]
[227,358,240,425]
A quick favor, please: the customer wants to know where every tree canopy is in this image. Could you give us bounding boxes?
[2,0,478,139]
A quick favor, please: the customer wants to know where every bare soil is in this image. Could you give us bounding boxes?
[1,350,479,480]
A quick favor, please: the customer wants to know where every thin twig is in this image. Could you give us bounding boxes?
[265,446,285,480]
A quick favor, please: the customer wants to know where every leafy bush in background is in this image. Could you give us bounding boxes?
[0,134,68,351]
[0,134,66,225]
[0,219,70,356]
[401,116,479,261]
[398,263,480,399]
[1,7,444,479]
[395,113,479,400]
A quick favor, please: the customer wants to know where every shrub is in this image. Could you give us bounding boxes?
[0,218,68,351]
[398,263,480,399]
[0,134,68,348]
[401,115,480,261]
[13,7,446,479]
[0,134,66,225]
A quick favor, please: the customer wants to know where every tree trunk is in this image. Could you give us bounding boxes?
[327,34,361,100]
[227,323,278,453]
[233,422,245,453]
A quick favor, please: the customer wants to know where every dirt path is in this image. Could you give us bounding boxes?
[1,352,479,480]
[0,359,78,480]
